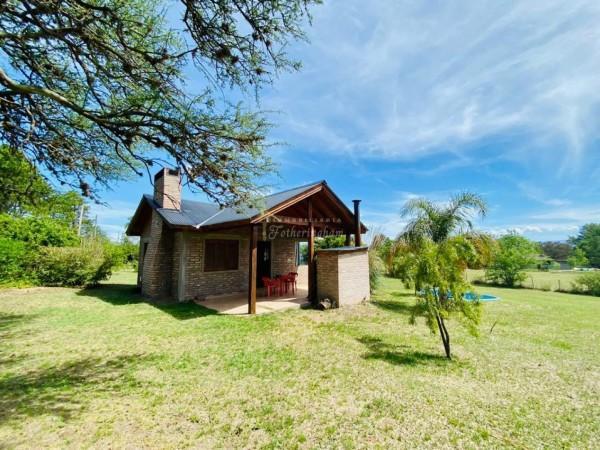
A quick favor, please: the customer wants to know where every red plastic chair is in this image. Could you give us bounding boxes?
[262,277,279,297]
[286,272,298,294]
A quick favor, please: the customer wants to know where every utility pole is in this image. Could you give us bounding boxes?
[77,203,85,236]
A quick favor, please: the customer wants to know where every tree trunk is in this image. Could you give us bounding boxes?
[436,313,451,359]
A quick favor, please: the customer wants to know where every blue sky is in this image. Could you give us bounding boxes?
[92,0,600,242]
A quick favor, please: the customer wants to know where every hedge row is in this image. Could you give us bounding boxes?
[0,239,119,287]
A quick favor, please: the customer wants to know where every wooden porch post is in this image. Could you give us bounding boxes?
[308,198,315,303]
[345,231,351,247]
[353,199,362,247]
[248,224,258,314]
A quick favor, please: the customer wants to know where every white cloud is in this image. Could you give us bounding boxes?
[482,223,580,237]
[268,0,600,174]
[516,182,571,207]
[88,200,138,240]
[531,206,600,222]
[88,201,137,221]
[361,209,407,237]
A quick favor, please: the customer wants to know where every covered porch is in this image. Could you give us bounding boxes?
[198,282,309,315]
[243,184,365,314]
[194,181,366,314]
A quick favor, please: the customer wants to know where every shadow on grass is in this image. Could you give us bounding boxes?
[154,302,217,320]
[371,298,415,316]
[0,312,31,334]
[357,336,448,366]
[78,284,217,320]
[0,353,156,425]
[0,312,33,367]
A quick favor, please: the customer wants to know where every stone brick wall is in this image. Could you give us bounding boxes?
[177,234,299,301]
[271,239,297,277]
[136,220,151,287]
[141,210,174,300]
[139,218,301,302]
[171,232,184,299]
[316,248,370,306]
[179,231,250,300]
[316,251,338,303]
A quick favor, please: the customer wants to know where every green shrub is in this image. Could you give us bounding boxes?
[0,214,78,247]
[367,233,386,293]
[486,234,538,287]
[571,272,600,296]
[368,250,385,292]
[104,238,139,269]
[0,238,31,283]
[389,253,417,288]
[35,244,116,287]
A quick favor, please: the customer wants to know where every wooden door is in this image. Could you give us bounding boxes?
[257,241,271,287]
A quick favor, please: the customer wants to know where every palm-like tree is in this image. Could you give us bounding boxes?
[400,192,488,244]
[399,192,488,359]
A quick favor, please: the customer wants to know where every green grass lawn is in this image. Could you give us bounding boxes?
[467,269,584,292]
[1,272,598,448]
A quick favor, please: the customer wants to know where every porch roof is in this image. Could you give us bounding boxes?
[127,180,367,235]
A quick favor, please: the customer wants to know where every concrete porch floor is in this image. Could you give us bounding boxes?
[195,285,309,315]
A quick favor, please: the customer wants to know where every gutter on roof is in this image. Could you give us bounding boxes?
[195,209,225,228]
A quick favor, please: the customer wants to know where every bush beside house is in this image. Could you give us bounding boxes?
[35,244,116,287]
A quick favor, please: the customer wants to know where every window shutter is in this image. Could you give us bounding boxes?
[204,239,239,271]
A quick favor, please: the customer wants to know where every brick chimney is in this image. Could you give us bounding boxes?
[154,168,181,210]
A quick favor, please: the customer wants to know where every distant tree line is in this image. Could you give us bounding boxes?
[538,225,600,270]
[377,223,599,287]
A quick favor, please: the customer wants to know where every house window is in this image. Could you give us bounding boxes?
[204,239,239,272]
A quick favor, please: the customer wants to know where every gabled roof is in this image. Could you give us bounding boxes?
[126,180,366,235]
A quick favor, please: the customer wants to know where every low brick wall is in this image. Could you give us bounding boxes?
[316,247,370,306]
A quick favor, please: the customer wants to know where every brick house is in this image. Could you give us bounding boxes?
[126,168,370,313]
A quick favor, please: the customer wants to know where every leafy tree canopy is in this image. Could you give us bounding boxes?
[0,0,320,205]
[0,213,79,247]
[0,145,84,224]
[540,241,573,261]
[486,233,539,287]
[569,224,600,268]
[568,247,589,269]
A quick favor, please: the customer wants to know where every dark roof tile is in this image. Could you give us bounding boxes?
[150,181,323,229]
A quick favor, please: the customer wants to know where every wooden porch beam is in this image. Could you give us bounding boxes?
[251,184,323,223]
[311,194,346,226]
[320,187,356,225]
[248,224,258,314]
[265,217,344,228]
